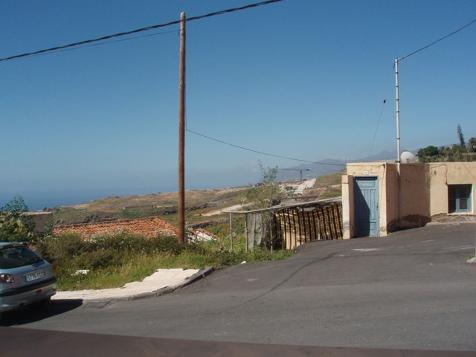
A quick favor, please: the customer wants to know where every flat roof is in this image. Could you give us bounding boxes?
[346,161,392,166]
[227,197,341,214]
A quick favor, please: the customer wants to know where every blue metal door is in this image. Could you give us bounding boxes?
[354,177,379,237]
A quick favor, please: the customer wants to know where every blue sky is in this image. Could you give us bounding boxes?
[1,0,475,208]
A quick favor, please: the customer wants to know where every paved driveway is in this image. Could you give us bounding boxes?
[3,223,476,351]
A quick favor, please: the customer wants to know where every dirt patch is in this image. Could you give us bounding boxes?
[430,214,476,224]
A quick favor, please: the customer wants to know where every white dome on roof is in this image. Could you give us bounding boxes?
[400,151,417,163]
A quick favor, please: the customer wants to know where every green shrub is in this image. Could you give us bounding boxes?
[88,233,183,255]
[36,233,86,262]
[75,249,119,270]
[35,231,292,291]
[151,235,183,255]
[209,250,241,266]
[36,232,185,272]
[90,232,149,253]
[184,241,210,255]
[0,212,34,243]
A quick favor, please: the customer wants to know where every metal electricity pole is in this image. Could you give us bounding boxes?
[177,12,186,244]
[394,58,401,227]
[394,58,401,163]
[298,168,310,182]
[280,168,310,182]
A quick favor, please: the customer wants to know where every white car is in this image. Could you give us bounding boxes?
[0,242,56,312]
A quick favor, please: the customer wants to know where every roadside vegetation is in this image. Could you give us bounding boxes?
[35,232,291,291]
[1,167,347,291]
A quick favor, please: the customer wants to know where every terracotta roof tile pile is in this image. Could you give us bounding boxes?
[53,216,178,238]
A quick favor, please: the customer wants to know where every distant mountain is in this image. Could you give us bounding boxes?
[277,150,396,181]
[358,150,396,162]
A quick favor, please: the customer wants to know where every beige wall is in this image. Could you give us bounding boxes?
[428,164,448,216]
[344,162,389,237]
[341,174,354,239]
[428,162,476,215]
[385,164,398,232]
[341,162,450,238]
[398,163,430,229]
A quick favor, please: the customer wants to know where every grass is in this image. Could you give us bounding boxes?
[319,186,342,199]
[37,233,292,291]
[313,171,344,189]
[58,248,292,291]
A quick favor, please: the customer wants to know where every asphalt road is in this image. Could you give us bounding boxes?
[2,223,476,352]
[2,327,473,357]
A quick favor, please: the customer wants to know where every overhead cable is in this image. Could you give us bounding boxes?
[368,99,387,156]
[0,0,284,63]
[399,17,476,61]
[186,128,345,166]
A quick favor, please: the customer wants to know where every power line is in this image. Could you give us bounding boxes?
[368,99,387,156]
[399,17,476,61]
[186,128,345,166]
[0,0,284,63]
[27,29,178,59]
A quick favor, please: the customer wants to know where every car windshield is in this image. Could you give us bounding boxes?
[0,246,43,269]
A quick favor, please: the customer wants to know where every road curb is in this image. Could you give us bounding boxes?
[57,267,214,305]
[127,266,214,301]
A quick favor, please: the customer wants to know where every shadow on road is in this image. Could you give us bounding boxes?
[0,299,82,326]
[1,327,474,357]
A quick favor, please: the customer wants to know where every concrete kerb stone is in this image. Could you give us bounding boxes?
[466,256,476,264]
[54,267,214,304]
[127,266,214,301]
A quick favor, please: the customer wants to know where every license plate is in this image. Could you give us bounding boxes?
[25,271,46,282]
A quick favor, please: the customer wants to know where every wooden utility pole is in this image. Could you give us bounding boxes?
[178,12,186,244]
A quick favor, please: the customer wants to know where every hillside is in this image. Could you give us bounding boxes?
[51,172,344,229]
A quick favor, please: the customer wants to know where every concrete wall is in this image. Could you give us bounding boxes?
[344,162,389,237]
[341,175,354,239]
[385,164,398,233]
[342,161,476,238]
[428,162,476,215]
[397,163,430,229]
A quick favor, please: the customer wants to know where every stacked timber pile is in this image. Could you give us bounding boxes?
[274,201,343,249]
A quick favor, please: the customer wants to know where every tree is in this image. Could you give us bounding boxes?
[467,137,476,153]
[245,162,283,209]
[2,195,29,213]
[244,163,286,250]
[417,145,439,161]
[457,124,466,149]
[0,196,34,242]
